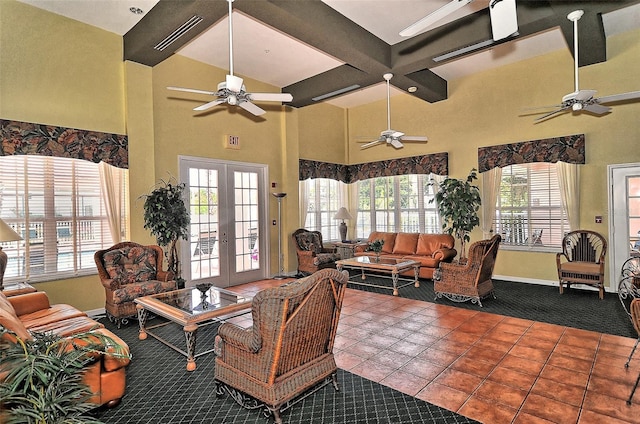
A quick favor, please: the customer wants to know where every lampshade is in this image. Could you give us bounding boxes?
[0,219,21,242]
[334,207,353,221]
[0,218,21,290]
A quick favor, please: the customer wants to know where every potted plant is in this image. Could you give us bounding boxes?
[141,177,190,288]
[367,239,385,262]
[431,169,482,262]
[0,327,130,424]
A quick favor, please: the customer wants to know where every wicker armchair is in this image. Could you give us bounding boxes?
[214,268,349,424]
[434,234,501,307]
[627,298,640,405]
[292,228,340,275]
[94,242,177,327]
[556,230,607,299]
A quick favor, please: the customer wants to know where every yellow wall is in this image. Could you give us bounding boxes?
[346,28,640,288]
[2,0,640,309]
[0,1,126,310]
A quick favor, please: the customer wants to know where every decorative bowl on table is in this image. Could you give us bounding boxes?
[195,283,213,294]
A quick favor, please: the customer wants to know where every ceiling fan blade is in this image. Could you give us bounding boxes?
[390,139,404,149]
[238,100,266,116]
[226,74,244,93]
[534,107,569,123]
[582,103,611,115]
[194,99,225,111]
[248,92,293,102]
[360,140,383,149]
[399,0,473,37]
[597,90,640,104]
[168,86,216,96]
[401,136,428,142]
[489,0,518,41]
[391,131,405,138]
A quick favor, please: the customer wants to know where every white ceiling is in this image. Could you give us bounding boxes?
[17,0,640,108]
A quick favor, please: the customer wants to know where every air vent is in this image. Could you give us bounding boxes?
[154,15,204,51]
[312,85,361,101]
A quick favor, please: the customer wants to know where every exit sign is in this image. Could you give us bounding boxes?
[226,135,240,149]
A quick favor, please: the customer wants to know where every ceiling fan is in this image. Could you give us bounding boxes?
[400,0,518,42]
[167,0,292,116]
[529,10,640,123]
[359,73,428,150]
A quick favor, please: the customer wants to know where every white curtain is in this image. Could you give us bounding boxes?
[298,180,309,228]
[346,182,359,241]
[481,167,502,239]
[556,161,580,230]
[98,161,125,243]
[430,173,447,231]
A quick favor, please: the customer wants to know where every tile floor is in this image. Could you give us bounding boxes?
[230,279,640,424]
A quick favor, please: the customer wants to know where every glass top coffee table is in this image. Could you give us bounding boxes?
[134,284,252,371]
[336,256,420,296]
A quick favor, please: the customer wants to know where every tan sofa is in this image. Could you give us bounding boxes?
[0,290,130,408]
[354,231,457,279]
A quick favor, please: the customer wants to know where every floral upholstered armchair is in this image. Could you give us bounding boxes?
[292,228,340,275]
[94,242,177,327]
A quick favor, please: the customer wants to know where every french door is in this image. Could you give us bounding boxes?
[608,163,640,291]
[179,156,269,287]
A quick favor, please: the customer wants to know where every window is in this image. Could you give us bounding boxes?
[0,156,128,283]
[356,174,439,238]
[494,163,568,249]
[304,178,341,241]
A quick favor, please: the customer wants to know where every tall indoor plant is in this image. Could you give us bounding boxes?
[432,169,482,261]
[142,177,190,285]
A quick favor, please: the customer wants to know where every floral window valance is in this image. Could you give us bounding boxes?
[299,153,448,184]
[1,119,128,169]
[477,134,584,173]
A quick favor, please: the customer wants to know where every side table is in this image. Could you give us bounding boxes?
[334,242,359,260]
[1,282,36,297]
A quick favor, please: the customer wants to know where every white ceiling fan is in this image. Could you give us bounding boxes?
[359,73,428,150]
[529,10,640,123]
[167,0,292,116]
[400,0,518,41]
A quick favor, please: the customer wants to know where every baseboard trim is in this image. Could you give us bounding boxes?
[493,275,612,293]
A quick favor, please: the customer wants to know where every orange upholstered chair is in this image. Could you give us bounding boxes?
[556,230,607,299]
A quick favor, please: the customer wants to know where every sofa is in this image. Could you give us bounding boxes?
[354,231,457,279]
[0,290,130,408]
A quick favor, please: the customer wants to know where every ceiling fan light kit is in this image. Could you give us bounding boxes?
[167,0,292,117]
[359,73,428,150]
[529,10,640,123]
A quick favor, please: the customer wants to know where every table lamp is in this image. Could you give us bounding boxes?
[334,207,353,242]
[0,218,23,290]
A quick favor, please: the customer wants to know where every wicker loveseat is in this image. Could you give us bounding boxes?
[353,231,457,279]
[94,242,177,327]
[0,290,131,407]
[214,268,349,424]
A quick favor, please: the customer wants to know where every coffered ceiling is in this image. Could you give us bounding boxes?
[18,0,640,108]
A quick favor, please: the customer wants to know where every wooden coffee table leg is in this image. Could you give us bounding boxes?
[414,265,420,288]
[184,324,198,371]
[392,271,399,296]
[136,304,148,340]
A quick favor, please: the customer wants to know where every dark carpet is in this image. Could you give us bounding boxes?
[95,315,478,424]
[344,273,636,338]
